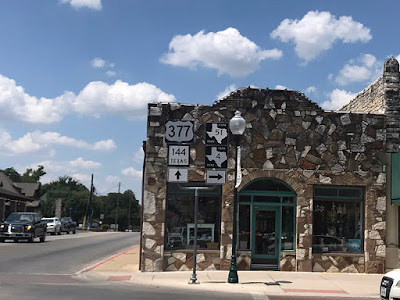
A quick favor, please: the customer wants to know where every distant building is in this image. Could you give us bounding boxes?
[140,57,400,274]
[0,172,41,220]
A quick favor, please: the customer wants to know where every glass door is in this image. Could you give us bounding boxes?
[251,206,280,266]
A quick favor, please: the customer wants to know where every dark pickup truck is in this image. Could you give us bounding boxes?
[60,217,76,234]
[0,212,46,243]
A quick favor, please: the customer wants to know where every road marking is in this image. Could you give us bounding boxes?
[283,288,348,294]
[251,292,269,300]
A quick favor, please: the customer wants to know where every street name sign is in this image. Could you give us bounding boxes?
[206,170,226,184]
[165,121,194,143]
[167,167,189,183]
[205,146,228,168]
[168,145,190,166]
[205,123,228,145]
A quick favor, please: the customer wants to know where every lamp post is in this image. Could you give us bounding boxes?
[228,110,246,284]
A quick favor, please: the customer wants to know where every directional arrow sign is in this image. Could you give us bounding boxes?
[167,167,188,183]
[206,170,226,185]
[205,123,228,145]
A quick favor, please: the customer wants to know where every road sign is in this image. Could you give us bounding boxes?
[205,146,228,168]
[167,167,189,183]
[206,170,226,184]
[205,123,228,145]
[168,145,190,166]
[165,121,194,143]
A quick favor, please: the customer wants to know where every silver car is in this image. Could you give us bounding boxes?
[41,217,62,235]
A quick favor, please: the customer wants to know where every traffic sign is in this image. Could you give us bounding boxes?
[165,121,194,143]
[205,123,228,145]
[167,167,189,183]
[205,146,228,168]
[168,145,189,166]
[206,170,226,185]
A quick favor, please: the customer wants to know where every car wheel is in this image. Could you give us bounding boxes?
[51,232,55,235]
[28,236,34,243]
[57,228,61,235]
[73,229,76,234]
[40,233,46,243]
[0,238,5,243]
[67,230,70,234]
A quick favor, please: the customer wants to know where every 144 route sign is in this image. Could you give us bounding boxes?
[167,168,188,183]
[205,123,228,145]
[205,146,228,168]
[168,145,189,166]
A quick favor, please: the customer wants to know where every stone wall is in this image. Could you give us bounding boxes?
[313,254,365,273]
[142,86,388,273]
[339,76,384,114]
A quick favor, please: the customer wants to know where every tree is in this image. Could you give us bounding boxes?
[1,167,21,182]
[21,165,46,183]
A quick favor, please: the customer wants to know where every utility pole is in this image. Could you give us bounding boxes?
[128,193,131,231]
[115,182,120,231]
[83,174,93,230]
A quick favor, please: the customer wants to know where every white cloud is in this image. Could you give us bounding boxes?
[216,84,237,100]
[106,175,120,184]
[60,0,102,11]
[122,167,142,179]
[275,85,287,90]
[335,54,381,85]
[0,74,175,124]
[91,57,106,68]
[74,80,175,120]
[161,27,282,77]
[0,129,116,155]
[106,70,116,77]
[133,148,144,164]
[305,86,317,95]
[320,89,357,111]
[70,157,101,169]
[21,158,101,186]
[271,11,371,62]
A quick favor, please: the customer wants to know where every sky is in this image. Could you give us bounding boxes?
[1,0,400,201]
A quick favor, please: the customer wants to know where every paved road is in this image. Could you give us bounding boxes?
[0,231,139,274]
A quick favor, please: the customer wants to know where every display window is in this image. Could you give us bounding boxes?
[164,183,221,250]
[313,186,364,253]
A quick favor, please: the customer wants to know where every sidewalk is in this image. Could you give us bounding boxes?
[79,245,383,298]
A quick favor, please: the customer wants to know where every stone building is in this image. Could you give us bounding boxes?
[140,57,400,274]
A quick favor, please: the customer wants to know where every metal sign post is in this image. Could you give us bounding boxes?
[177,185,218,284]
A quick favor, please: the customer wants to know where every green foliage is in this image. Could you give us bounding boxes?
[21,165,46,183]
[101,224,110,231]
[1,167,22,182]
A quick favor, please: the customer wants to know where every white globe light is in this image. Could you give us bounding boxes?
[229,111,246,135]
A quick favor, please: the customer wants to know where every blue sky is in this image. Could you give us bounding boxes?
[0,0,399,200]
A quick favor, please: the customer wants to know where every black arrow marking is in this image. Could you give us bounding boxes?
[175,171,181,179]
[209,174,223,180]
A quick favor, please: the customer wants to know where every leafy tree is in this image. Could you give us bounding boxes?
[21,165,46,183]
[1,167,22,182]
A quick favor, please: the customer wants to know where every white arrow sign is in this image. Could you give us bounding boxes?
[167,167,188,183]
[206,170,226,185]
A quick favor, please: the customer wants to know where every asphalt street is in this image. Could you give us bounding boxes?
[0,231,139,274]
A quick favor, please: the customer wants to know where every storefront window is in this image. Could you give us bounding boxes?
[239,204,250,250]
[165,183,221,250]
[313,186,363,253]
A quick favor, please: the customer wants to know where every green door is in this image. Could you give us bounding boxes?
[251,205,280,268]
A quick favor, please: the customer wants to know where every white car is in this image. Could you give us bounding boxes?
[41,217,62,235]
[380,269,400,299]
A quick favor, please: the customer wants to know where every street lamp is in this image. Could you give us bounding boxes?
[228,110,246,284]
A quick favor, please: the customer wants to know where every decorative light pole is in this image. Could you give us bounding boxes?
[228,110,246,284]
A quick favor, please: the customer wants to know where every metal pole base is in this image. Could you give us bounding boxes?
[188,276,199,284]
[227,269,239,283]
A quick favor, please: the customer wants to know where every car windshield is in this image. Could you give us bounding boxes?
[61,218,69,222]
[6,213,33,222]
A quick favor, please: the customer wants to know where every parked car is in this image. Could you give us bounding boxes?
[0,212,46,243]
[60,217,76,234]
[41,217,62,235]
[312,235,345,253]
[380,269,400,299]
